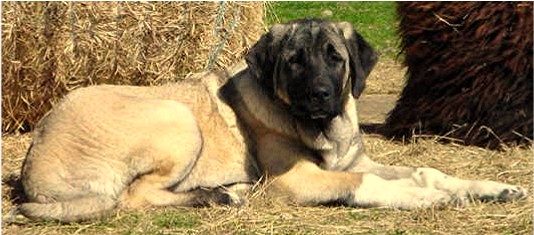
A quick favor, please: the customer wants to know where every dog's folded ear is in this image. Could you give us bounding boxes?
[246,24,290,91]
[336,22,378,99]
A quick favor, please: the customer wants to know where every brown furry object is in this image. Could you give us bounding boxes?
[385,2,533,149]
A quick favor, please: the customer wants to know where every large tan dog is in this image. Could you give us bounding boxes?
[20,19,526,222]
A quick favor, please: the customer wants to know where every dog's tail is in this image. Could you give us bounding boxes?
[19,195,117,223]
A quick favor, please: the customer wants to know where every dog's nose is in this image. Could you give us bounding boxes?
[311,86,332,102]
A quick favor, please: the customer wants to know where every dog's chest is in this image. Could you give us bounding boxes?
[297,115,361,170]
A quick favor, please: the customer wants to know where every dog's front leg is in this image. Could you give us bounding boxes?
[351,155,527,203]
[257,135,453,209]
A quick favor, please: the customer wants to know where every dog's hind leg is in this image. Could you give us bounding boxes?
[19,195,116,223]
[118,102,245,208]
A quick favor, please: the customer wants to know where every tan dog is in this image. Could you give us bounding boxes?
[20,19,526,222]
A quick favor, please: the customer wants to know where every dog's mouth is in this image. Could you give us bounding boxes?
[291,105,339,121]
[310,111,331,120]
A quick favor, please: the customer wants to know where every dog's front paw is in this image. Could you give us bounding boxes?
[471,182,527,202]
[487,185,527,202]
[497,186,528,201]
[204,186,248,207]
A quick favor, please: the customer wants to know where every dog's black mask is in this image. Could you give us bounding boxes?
[283,40,344,121]
[246,18,377,122]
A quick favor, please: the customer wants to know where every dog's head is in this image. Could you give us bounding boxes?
[246,18,377,121]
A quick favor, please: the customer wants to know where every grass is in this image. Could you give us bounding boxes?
[3,133,532,234]
[266,2,400,58]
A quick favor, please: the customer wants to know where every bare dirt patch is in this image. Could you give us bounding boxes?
[366,57,406,96]
[357,57,404,125]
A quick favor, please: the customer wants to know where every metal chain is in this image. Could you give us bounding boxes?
[206,2,241,71]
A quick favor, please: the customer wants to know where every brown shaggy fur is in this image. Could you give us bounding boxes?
[385,2,533,149]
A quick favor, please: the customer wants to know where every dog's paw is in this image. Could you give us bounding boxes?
[497,186,528,201]
[2,207,32,224]
[449,195,469,208]
[471,182,527,202]
[484,185,527,202]
[212,187,248,207]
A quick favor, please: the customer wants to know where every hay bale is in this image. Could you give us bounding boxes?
[385,2,533,149]
[1,1,265,133]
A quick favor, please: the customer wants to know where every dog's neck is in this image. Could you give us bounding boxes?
[232,69,299,139]
[229,68,363,170]
[295,95,363,170]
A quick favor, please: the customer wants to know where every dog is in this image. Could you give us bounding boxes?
[19,18,527,222]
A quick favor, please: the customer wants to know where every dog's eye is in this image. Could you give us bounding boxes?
[288,49,304,65]
[329,53,343,62]
[288,55,300,64]
[327,44,343,63]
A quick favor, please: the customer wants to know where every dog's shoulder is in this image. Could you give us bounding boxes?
[220,67,299,140]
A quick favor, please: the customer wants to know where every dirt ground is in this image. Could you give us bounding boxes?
[2,58,532,234]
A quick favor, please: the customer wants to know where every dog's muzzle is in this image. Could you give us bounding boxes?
[292,83,341,120]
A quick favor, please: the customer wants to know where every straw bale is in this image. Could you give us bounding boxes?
[385,2,533,149]
[1,1,265,133]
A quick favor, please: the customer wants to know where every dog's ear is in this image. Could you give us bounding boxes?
[246,24,290,91]
[336,22,378,99]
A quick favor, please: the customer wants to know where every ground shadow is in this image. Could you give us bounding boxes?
[360,123,388,136]
[3,174,27,205]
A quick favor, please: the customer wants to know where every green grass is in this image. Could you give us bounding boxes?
[266,2,400,58]
[153,211,200,229]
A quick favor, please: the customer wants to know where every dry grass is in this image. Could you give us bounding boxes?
[2,58,532,234]
[2,127,532,234]
[1,2,265,133]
